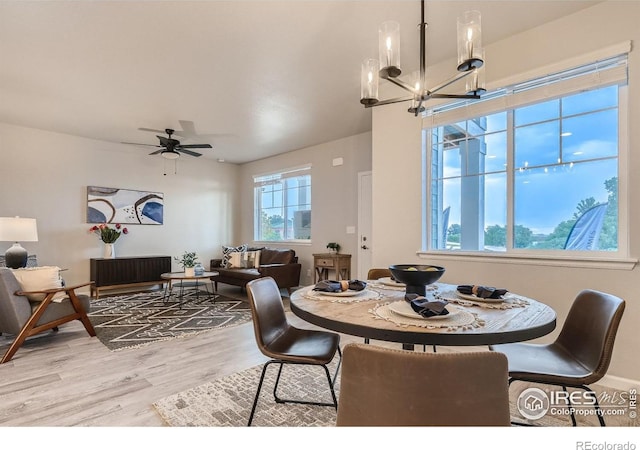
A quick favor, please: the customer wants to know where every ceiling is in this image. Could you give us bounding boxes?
[0,1,598,164]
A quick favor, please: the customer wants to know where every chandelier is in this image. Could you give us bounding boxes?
[360,0,486,116]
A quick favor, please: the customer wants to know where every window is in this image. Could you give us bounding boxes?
[254,165,312,242]
[424,55,627,256]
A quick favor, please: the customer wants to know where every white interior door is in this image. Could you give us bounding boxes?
[357,171,372,280]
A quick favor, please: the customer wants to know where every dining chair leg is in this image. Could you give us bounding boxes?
[563,385,578,426]
[331,347,342,386]
[271,361,339,408]
[247,361,272,426]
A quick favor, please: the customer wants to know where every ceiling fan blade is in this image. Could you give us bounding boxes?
[179,144,212,149]
[177,149,202,157]
[157,135,170,146]
[138,127,167,134]
[149,149,164,155]
[122,141,161,147]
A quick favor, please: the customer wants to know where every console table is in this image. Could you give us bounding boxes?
[90,256,171,298]
[313,253,351,283]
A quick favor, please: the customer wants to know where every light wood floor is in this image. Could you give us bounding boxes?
[0,285,376,427]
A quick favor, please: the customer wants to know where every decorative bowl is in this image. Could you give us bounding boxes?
[389,264,445,296]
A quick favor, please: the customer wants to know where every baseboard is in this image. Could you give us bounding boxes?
[599,374,640,391]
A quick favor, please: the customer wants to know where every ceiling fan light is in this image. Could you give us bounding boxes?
[162,150,180,160]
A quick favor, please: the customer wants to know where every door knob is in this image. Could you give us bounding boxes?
[361,245,369,250]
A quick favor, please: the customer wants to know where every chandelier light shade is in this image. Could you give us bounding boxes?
[466,50,486,96]
[378,21,401,78]
[0,217,38,269]
[361,59,380,106]
[457,10,483,72]
[360,0,485,115]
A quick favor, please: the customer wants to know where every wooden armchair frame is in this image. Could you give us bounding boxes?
[1,282,97,364]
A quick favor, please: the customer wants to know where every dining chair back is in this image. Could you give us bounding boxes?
[336,343,511,426]
[366,268,391,280]
[491,289,625,426]
[245,276,342,426]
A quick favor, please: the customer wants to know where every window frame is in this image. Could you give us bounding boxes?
[418,54,635,270]
[253,164,312,244]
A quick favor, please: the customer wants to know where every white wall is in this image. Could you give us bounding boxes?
[0,122,239,288]
[372,1,640,382]
[237,132,372,286]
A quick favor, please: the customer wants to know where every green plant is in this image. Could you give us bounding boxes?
[175,251,198,268]
[326,242,340,252]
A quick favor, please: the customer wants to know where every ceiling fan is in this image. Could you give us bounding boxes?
[122,128,212,159]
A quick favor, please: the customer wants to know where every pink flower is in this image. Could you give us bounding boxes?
[123,228,129,234]
[115,223,121,230]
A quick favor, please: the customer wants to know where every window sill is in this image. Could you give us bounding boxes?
[417,251,637,271]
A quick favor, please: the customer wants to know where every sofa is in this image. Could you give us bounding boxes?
[210,247,301,294]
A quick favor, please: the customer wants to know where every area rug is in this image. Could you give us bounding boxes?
[153,362,638,427]
[88,290,252,351]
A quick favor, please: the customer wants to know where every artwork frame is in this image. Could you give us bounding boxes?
[87,186,164,225]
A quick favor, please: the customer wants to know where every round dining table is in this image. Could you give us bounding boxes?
[289,280,557,347]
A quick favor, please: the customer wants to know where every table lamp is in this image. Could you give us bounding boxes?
[0,217,39,269]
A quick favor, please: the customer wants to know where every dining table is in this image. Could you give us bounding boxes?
[289,279,557,348]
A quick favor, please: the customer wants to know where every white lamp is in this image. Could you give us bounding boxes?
[0,217,38,269]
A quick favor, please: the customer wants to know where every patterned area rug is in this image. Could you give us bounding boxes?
[153,361,341,426]
[88,290,252,351]
[153,361,637,427]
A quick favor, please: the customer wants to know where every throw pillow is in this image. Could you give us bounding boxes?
[227,250,261,269]
[222,244,248,268]
[11,266,64,301]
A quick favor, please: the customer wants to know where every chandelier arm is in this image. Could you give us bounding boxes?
[364,96,414,108]
[384,76,418,94]
[425,70,475,96]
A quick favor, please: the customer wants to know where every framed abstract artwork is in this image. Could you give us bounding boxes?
[87,186,164,225]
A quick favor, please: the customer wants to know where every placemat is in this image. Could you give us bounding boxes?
[370,301,484,330]
[437,290,530,309]
[302,287,381,303]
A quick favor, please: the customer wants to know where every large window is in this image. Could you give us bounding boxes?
[425,55,627,255]
[254,165,312,242]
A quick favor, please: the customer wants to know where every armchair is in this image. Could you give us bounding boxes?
[0,267,96,363]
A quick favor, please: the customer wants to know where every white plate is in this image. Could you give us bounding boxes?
[378,277,405,287]
[456,292,505,303]
[317,289,366,297]
[387,301,459,320]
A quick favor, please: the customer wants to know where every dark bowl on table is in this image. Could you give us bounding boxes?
[389,264,446,296]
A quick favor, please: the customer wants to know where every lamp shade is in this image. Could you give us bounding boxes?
[0,217,39,242]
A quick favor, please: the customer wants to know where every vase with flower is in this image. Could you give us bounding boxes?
[89,223,128,258]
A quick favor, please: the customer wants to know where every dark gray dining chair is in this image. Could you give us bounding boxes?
[491,289,625,426]
[336,343,511,426]
[0,267,96,363]
[245,276,342,426]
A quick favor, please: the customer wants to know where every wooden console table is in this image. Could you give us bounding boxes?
[90,256,171,298]
[313,253,351,283]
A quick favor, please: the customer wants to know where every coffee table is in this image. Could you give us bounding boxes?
[161,271,218,308]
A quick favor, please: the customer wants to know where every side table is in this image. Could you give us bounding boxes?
[313,253,351,283]
[161,271,218,308]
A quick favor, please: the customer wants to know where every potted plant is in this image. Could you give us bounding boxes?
[175,251,199,277]
[88,223,129,259]
[326,242,340,254]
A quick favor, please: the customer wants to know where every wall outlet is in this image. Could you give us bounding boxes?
[306,269,312,277]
